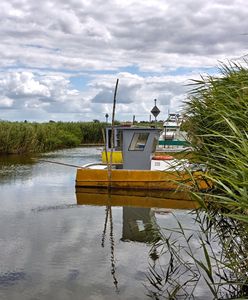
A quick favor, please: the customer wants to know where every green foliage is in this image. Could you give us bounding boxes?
[0,121,105,154]
[79,122,105,143]
[145,62,248,299]
[184,61,248,212]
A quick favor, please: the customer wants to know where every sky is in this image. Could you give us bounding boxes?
[0,0,247,122]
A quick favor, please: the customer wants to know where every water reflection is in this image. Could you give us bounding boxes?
[76,188,248,299]
[0,271,27,287]
[203,211,248,298]
[32,204,77,213]
[76,187,198,209]
[1,148,246,299]
[0,154,35,182]
[76,188,199,297]
[145,209,248,300]
[122,207,159,243]
[99,203,163,292]
[101,206,119,291]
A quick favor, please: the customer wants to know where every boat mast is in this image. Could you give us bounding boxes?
[109,78,119,186]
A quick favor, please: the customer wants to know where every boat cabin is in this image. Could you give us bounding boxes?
[102,126,160,170]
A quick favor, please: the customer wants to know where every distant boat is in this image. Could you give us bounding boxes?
[75,126,210,195]
[157,113,190,153]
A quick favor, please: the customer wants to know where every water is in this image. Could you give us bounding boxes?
[0,147,215,300]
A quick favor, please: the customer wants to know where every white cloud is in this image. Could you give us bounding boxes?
[5,72,51,97]
[88,72,194,121]
[0,97,14,108]
[0,0,247,121]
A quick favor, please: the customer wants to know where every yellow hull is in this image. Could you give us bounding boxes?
[76,169,211,191]
[76,187,198,209]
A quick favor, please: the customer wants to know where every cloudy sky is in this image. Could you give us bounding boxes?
[0,0,247,122]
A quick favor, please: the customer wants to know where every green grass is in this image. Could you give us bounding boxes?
[0,121,106,154]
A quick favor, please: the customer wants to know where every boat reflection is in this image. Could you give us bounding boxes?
[121,207,160,244]
[76,188,198,292]
[75,187,199,210]
[76,187,198,245]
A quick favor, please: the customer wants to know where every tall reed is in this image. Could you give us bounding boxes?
[145,62,248,299]
[0,121,106,154]
[184,61,248,217]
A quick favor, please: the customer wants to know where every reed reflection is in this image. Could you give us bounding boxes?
[146,209,248,299]
[0,154,35,182]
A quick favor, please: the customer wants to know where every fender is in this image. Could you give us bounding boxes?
[152,155,174,160]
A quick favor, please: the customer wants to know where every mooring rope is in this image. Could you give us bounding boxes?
[36,159,85,169]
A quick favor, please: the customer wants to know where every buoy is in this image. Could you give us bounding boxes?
[152,155,174,160]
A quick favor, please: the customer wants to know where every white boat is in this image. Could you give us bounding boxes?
[157,113,190,153]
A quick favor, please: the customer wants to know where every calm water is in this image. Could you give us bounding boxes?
[0,147,212,300]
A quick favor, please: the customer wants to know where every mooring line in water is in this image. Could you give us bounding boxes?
[101,206,109,248]
[109,205,119,292]
[36,159,85,169]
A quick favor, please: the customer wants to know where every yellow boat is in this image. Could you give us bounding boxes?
[76,127,210,195]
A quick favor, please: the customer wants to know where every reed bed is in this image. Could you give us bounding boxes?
[0,121,106,154]
[184,62,248,217]
[146,62,248,299]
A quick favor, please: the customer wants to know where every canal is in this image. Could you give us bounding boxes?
[0,147,234,300]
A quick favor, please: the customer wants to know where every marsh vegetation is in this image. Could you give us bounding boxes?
[146,62,248,299]
[0,121,106,154]
[185,62,248,216]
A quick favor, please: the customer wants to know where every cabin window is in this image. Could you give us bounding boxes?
[129,133,149,151]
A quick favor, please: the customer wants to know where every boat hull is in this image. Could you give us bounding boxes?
[76,168,210,191]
